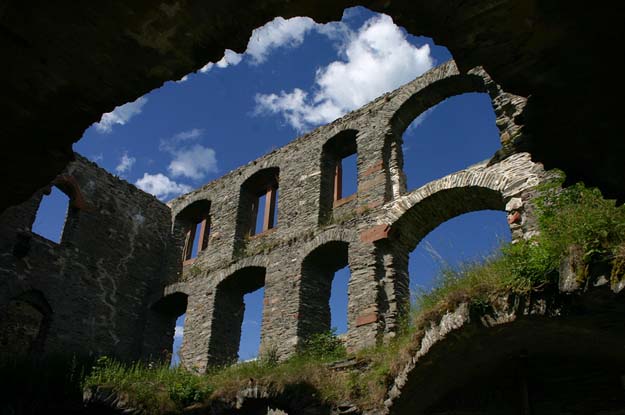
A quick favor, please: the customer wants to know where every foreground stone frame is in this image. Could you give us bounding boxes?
[164,62,550,370]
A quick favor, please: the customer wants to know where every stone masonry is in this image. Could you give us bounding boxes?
[166,60,550,371]
[0,155,180,360]
[0,60,549,371]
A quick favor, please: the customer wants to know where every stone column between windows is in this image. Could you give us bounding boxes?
[259,257,300,360]
[345,240,382,352]
[179,286,214,372]
[377,241,410,341]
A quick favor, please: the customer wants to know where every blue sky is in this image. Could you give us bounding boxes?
[32,7,509,364]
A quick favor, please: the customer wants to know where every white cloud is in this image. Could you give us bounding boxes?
[255,14,434,132]
[94,96,148,133]
[115,151,136,175]
[195,16,337,74]
[135,173,192,200]
[176,75,189,83]
[199,62,214,73]
[174,325,184,339]
[159,129,218,180]
[168,145,218,180]
[199,49,242,73]
[246,17,316,64]
[90,153,104,163]
[159,128,204,152]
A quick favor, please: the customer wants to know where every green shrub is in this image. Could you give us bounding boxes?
[299,329,347,361]
[167,368,212,407]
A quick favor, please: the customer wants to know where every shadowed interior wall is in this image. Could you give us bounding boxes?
[0,154,180,360]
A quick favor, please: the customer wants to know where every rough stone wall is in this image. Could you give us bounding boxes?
[166,61,550,371]
[0,155,179,360]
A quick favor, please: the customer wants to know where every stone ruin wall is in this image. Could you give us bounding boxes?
[165,60,550,371]
[0,155,180,360]
[0,60,550,371]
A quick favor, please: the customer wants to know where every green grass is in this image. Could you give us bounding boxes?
[9,176,625,414]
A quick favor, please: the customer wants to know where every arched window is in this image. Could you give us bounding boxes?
[299,241,350,340]
[235,168,279,249]
[387,73,496,197]
[209,266,266,365]
[31,186,70,243]
[175,200,211,263]
[0,290,52,356]
[31,175,86,244]
[319,131,358,223]
[143,292,188,365]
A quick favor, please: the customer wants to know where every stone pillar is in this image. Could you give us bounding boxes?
[506,189,541,243]
[345,240,382,351]
[377,241,410,341]
[259,259,300,360]
[356,130,391,210]
[179,287,214,372]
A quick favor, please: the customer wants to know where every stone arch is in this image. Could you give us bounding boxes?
[234,167,280,254]
[388,71,488,139]
[384,154,545,253]
[319,129,359,224]
[208,265,266,365]
[297,228,358,259]
[50,175,88,210]
[0,289,52,356]
[391,185,505,254]
[141,291,188,363]
[384,67,491,199]
[386,287,625,414]
[173,199,212,263]
[298,240,350,342]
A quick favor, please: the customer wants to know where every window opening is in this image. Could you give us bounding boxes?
[402,93,500,191]
[32,186,70,244]
[209,267,265,365]
[338,153,358,201]
[247,176,278,236]
[329,265,350,335]
[176,200,211,262]
[238,287,264,361]
[171,313,186,366]
[299,241,349,339]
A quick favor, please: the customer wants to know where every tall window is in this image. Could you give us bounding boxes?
[251,183,278,236]
[299,241,350,339]
[31,186,71,244]
[236,167,280,241]
[319,130,358,223]
[175,200,211,263]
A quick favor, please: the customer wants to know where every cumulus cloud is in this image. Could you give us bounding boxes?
[94,96,148,133]
[159,128,204,152]
[196,16,342,73]
[246,17,316,64]
[115,152,136,175]
[255,14,434,132]
[168,145,218,180]
[135,173,192,200]
[174,325,184,339]
[159,128,218,180]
